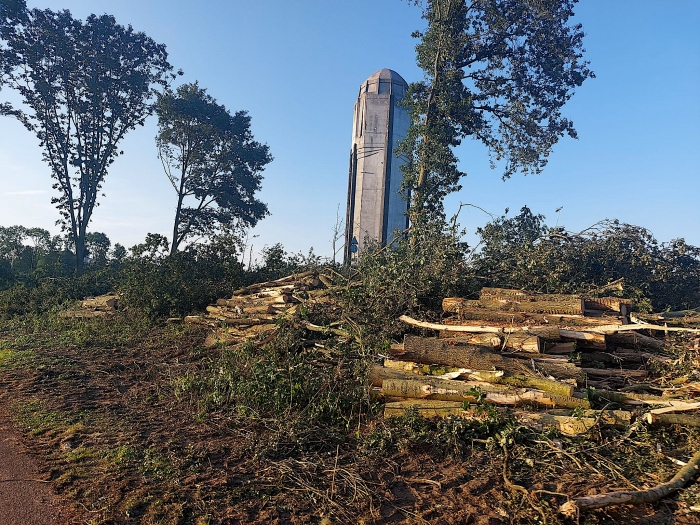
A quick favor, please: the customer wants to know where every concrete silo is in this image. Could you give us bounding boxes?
[344,69,410,265]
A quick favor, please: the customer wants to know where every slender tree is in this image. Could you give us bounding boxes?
[0,9,174,274]
[399,0,594,221]
[155,83,272,255]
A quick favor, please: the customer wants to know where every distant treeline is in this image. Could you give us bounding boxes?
[1,207,699,321]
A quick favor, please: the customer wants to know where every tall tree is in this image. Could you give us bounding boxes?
[0,9,174,274]
[155,83,272,255]
[399,0,594,221]
[85,231,111,266]
[0,0,26,32]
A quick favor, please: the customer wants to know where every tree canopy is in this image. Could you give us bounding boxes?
[0,8,174,274]
[155,82,272,255]
[399,0,594,220]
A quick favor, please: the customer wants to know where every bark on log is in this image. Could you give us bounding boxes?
[503,353,584,382]
[479,298,583,316]
[547,409,633,428]
[498,375,574,398]
[382,359,468,377]
[545,342,577,354]
[527,326,564,341]
[384,400,467,418]
[560,449,700,516]
[645,413,700,427]
[401,315,504,333]
[599,322,700,334]
[607,331,665,349]
[383,358,573,397]
[580,368,648,379]
[588,390,682,405]
[403,335,532,376]
[439,333,502,347]
[442,297,481,313]
[479,288,584,315]
[446,308,587,325]
[380,378,589,409]
[584,297,633,313]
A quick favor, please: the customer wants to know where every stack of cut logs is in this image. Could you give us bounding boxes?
[59,294,119,318]
[184,270,331,348]
[375,287,700,435]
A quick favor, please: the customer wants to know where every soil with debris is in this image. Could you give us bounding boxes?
[0,316,699,524]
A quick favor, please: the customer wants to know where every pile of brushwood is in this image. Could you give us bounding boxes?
[187,271,700,520]
[183,269,346,347]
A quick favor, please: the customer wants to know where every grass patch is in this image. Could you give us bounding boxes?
[0,348,37,369]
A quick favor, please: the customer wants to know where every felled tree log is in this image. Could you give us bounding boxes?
[645,413,700,427]
[560,449,700,516]
[584,297,633,314]
[580,368,648,379]
[559,330,607,349]
[636,309,700,322]
[383,358,574,397]
[503,353,584,382]
[588,389,682,406]
[547,409,633,428]
[438,333,502,347]
[607,331,664,349]
[479,288,584,315]
[384,400,467,418]
[497,375,574,398]
[184,315,217,326]
[402,335,531,376]
[527,326,564,341]
[381,377,589,409]
[545,342,577,354]
[207,304,275,316]
[599,322,700,334]
[501,332,541,352]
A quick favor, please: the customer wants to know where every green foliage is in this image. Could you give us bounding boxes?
[1,9,175,273]
[118,241,245,318]
[249,243,322,283]
[344,219,472,344]
[85,232,111,267]
[363,405,508,458]
[172,330,365,434]
[0,270,114,319]
[155,82,272,254]
[472,207,700,311]
[399,0,594,220]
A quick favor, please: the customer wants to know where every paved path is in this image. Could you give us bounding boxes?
[0,418,70,525]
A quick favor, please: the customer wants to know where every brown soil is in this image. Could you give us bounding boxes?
[0,321,699,524]
[0,418,77,524]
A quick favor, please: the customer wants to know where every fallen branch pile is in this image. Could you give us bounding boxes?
[372,287,700,435]
[184,270,338,347]
[59,294,120,318]
[373,286,700,514]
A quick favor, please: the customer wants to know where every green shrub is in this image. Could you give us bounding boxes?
[342,219,474,344]
[472,207,700,311]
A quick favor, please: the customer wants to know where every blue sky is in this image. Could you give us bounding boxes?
[1,1,698,260]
